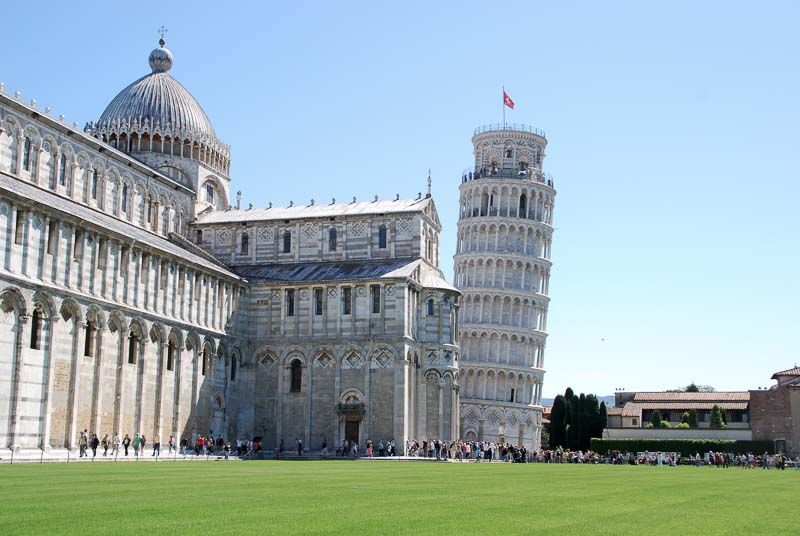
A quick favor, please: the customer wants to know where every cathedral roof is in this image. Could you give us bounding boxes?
[196,197,434,224]
[94,39,227,157]
[230,258,458,292]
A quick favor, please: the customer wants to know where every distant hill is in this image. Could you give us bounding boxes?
[541,395,615,407]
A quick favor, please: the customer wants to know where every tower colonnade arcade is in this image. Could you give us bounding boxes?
[454,125,556,451]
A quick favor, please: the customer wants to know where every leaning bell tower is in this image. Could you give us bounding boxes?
[454,123,555,451]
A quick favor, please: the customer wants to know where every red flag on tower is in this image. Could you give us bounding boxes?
[503,90,515,109]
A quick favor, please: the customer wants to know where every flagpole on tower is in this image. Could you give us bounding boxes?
[502,85,506,126]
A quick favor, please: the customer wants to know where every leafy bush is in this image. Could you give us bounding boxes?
[660,421,672,429]
[676,423,690,429]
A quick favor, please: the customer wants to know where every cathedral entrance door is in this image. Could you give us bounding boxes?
[345,420,359,446]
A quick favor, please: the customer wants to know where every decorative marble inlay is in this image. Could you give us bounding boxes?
[372,349,392,368]
[351,221,364,237]
[343,350,363,369]
[257,226,273,243]
[315,352,333,368]
[302,223,316,240]
[216,228,232,245]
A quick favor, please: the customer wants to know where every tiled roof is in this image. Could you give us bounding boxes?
[230,258,459,292]
[616,401,749,418]
[772,367,800,379]
[0,173,240,280]
[195,197,432,224]
[606,407,624,416]
[631,392,749,402]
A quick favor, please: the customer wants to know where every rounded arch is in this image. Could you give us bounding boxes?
[149,322,167,343]
[59,297,83,323]
[84,304,106,329]
[0,286,27,317]
[167,327,184,348]
[340,387,365,403]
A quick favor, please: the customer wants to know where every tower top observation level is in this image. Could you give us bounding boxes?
[473,123,546,139]
[466,123,552,187]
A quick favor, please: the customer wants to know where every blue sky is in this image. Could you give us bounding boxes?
[3,1,798,397]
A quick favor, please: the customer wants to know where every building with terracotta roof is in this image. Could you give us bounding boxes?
[603,368,800,454]
[750,367,800,455]
[607,391,751,430]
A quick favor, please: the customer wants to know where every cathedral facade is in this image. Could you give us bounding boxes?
[0,39,460,454]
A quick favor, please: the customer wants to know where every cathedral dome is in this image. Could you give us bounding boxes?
[91,39,230,176]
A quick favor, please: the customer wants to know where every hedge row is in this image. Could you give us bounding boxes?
[589,438,774,456]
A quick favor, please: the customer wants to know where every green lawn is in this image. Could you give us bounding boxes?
[0,461,797,535]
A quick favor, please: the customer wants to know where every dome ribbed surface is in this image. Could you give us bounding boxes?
[98,71,217,139]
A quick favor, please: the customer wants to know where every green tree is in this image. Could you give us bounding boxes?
[650,410,663,429]
[549,395,567,449]
[710,405,726,429]
[552,388,610,450]
[680,412,690,425]
[687,409,699,428]
[685,383,700,392]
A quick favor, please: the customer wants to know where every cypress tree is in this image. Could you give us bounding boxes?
[549,395,567,448]
[687,409,699,428]
[710,405,726,429]
[650,410,663,429]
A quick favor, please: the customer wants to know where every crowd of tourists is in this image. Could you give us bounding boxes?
[76,429,262,459]
[71,429,800,469]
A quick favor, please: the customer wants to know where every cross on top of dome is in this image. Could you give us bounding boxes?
[149,27,173,73]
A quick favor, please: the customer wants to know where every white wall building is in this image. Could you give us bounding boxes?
[0,39,459,455]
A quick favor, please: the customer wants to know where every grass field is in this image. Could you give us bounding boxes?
[0,461,797,535]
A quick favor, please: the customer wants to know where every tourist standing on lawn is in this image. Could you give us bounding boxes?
[90,434,99,457]
[152,434,161,456]
[78,430,88,458]
[111,434,120,456]
[168,435,175,454]
[133,433,141,456]
[141,434,147,453]
[101,434,109,456]
[122,434,131,456]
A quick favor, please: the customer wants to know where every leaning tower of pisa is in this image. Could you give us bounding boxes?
[454,124,555,451]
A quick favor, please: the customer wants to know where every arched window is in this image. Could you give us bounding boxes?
[283,230,291,253]
[166,340,176,371]
[230,356,237,382]
[29,308,42,350]
[518,194,527,218]
[201,347,210,376]
[328,227,337,251]
[121,184,128,213]
[22,137,31,172]
[427,298,435,316]
[378,224,387,249]
[290,359,302,392]
[91,169,99,200]
[241,232,249,255]
[128,331,139,364]
[58,154,67,185]
[84,321,96,357]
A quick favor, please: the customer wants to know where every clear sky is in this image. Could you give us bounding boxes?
[3,1,798,398]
